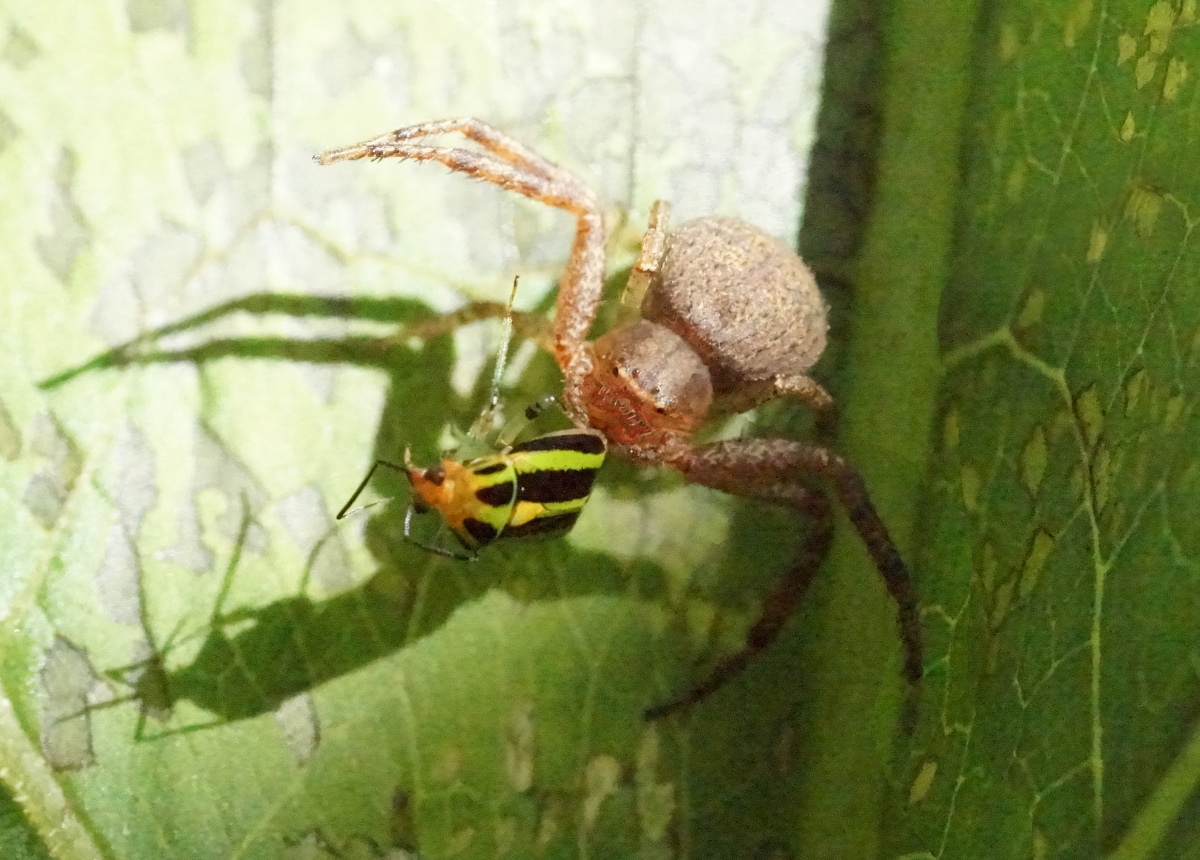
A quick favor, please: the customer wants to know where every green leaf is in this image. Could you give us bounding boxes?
[0,783,52,860]
[858,1,1200,859]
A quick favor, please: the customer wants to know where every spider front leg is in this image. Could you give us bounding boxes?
[653,437,923,714]
[621,199,672,311]
[316,117,572,186]
[316,119,608,426]
[712,374,835,419]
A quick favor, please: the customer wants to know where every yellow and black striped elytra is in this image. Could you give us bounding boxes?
[404,428,606,558]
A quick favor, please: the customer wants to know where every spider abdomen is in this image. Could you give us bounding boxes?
[642,217,828,393]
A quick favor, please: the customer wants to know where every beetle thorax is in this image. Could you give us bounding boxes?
[581,320,712,458]
[406,460,476,533]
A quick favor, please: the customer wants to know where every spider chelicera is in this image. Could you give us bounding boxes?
[316,118,922,717]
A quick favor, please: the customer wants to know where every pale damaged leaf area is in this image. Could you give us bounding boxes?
[892,2,1200,859]
[0,1,841,858]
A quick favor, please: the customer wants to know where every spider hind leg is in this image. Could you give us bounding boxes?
[645,487,833,719]
[647,437,922,718]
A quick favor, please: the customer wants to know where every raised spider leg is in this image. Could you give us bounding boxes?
[316,117,571,185]
[645,486,833,719]
[621,199,671,310]
[661,438,923,705]
[316,123,607,426]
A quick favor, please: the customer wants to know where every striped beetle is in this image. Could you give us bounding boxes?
[402,427,606,559]
[336,276,607,560]
[337,423,605,561]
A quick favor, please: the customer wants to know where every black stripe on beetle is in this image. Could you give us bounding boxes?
[475,482,516,508]
[504,511,581,539]
[462,518,499,547]
[517,468,598,504]
[511,432,605,456]
[472,462,508,476]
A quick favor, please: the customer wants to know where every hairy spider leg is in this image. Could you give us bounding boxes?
[316,117,569,184]
[670,438,923,691]
[621,199,671,310]
[316,124,607,427]
[645,487,834,719]
[713,374,835,417]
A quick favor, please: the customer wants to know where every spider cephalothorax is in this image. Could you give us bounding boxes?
[578,211,834,466]
[317,118,922,716]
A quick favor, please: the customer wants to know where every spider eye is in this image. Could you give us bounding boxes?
[610,367,619,377]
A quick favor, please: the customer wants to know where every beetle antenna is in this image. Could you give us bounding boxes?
[336,459,406,520]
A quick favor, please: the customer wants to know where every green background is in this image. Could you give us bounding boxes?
[2,0,1199,858]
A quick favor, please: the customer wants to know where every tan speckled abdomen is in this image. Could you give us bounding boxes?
[641,217,827,394]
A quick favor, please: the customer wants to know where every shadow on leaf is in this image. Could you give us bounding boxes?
[47,289,669,738]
